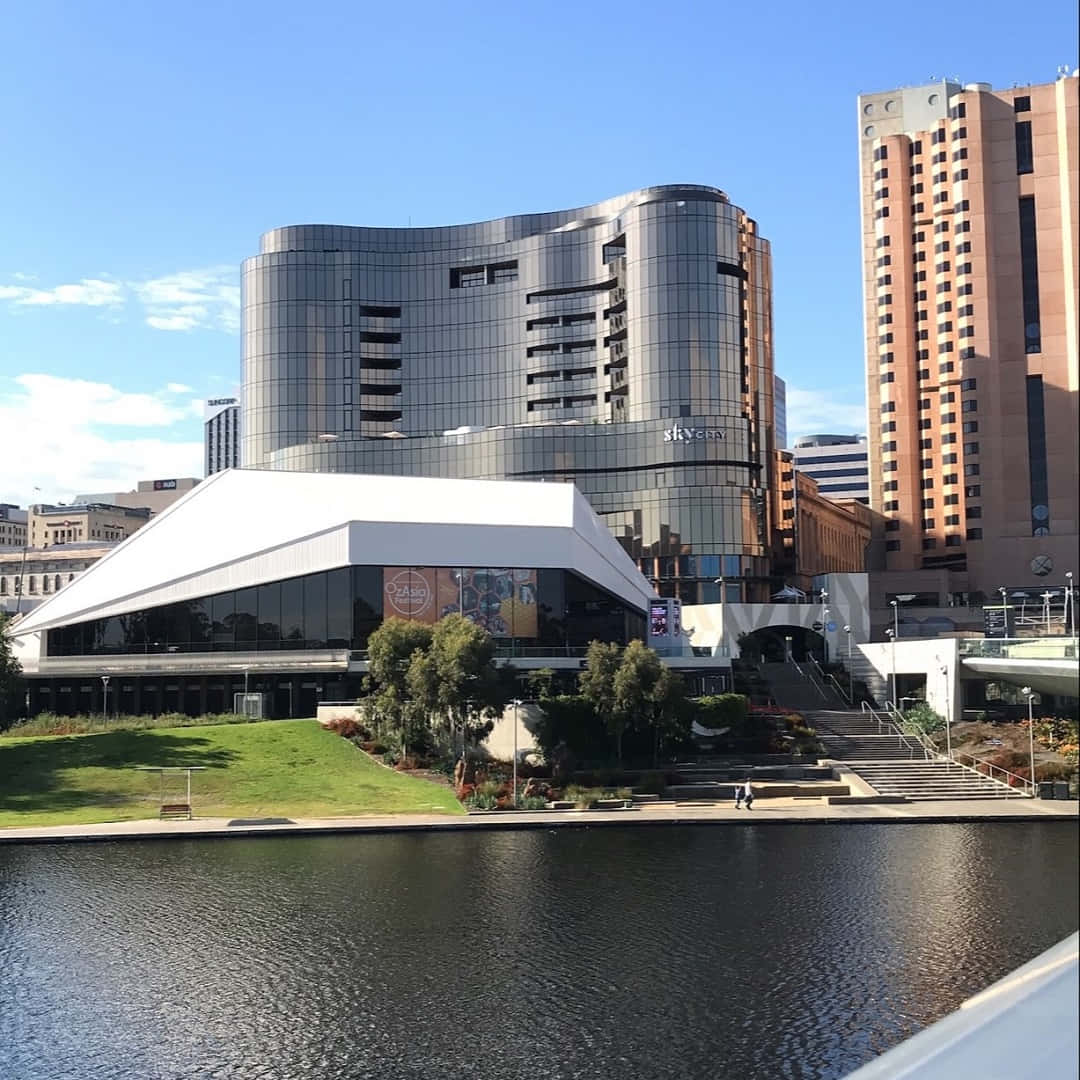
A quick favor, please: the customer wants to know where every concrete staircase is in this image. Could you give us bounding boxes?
[759,662,847,712]
[850,760,1027,800]
[800,699,1025,802]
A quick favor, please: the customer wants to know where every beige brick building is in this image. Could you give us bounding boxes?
[858,74,1079,615]
[29,503,151,549]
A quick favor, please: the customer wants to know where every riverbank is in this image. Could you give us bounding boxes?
[0,795,1074,844]
[0,719,463,827]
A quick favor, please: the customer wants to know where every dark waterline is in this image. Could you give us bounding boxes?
[0,824,1076,1080]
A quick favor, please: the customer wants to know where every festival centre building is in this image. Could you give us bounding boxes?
[10,470,663,718]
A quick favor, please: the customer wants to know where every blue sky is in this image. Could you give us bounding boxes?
[1,0,1075,505]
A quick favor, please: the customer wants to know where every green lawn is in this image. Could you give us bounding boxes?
[0,719,463,827]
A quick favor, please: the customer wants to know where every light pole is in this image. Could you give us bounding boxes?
[511,697,522,806]
[939,664,951,760]
[843,624,853,700]
[885,626,896,708]
[1066,572,1075,635]
[1021,686,1037,797]
[713,578,725,656]
[101,675,110,719]
[1041,591,1054,633]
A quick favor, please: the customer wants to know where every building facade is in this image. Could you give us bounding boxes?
[205,397,241,474]
[0,504,27,549]
[773,375,787,449]
[242,185,781,604]
[10,470,661,717]
[793,434,870,503]
[0,543,117,615]
[29,503,152,548]
[858,74,1079,607]
[74,479,200,517]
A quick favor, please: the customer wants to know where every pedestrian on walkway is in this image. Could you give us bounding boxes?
[734,781,743,809]
[743,778,754,811]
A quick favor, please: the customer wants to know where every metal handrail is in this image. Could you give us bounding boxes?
[950,750,1036,797]
[901,719,939,762]
[860,700,893,736]
[801,663,831,702]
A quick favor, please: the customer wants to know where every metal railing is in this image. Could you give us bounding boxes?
[809,656,853,706]
[959,636,1078,660]
[950,750,1035,797]
[860,700,894,736]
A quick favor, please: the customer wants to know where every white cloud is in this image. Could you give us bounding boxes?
[166,382,194,394]
[132,266,240,333]
[1,265,240,333]
[0,279,125,308]
[0,374,203,507]
[786,387,868,442]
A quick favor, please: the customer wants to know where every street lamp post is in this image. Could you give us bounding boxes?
[713,578,725,657]
[1021,686,1037,797]
[843,624,853,700]
[511,698,522,807]
[101,675,110,719]
[885,627,896,708]
[940,664,951,760]
[1066,571,1075,634]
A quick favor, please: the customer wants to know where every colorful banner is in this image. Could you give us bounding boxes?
[382,567,538,638]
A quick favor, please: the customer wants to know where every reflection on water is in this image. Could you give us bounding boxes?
[0,824,1076,1079]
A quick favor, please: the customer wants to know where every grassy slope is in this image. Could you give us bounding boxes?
[0,719,463,827]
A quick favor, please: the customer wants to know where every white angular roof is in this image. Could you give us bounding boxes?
[16,469,654,633]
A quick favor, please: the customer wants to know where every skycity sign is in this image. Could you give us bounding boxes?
[663,423,725,443]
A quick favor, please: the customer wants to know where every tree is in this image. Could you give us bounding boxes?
[580,640,624,764]
[649,666,690,765]
[613,639,662,764]
[363,617,433,753]
[428,615,508,752]
[0,614,24,732]
[526,667,557,702]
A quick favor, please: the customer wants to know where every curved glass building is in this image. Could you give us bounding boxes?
[242,185,779,603]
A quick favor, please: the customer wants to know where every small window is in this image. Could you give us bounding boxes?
[921,497,935,509]
[966,528,983,540]
[964,441,980,455]
[962,421,978,434]
[922,538,937,550]
[964,463,980,476]
[1014,95,1031,113]
[944,494,959,506]
[885,520,900,531]
[922,519,935,530]
[943,473,958,485]
[921,478,934,490]
[451,266,486,289]
[945,535,962,547]
[886,540,901,551]
[962,399,977,412]
[966,506,982,519]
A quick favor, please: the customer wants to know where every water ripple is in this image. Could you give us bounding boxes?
[0,823,1076,1080]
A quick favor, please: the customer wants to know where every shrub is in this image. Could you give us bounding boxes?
[465,792,498,810]
[564,784,605,809]
[326,716,367,739]
[902,703,945,734]
[2,712,252,738]
[519,795,548,810]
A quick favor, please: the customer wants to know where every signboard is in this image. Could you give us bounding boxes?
[648,598,681,641]
[649,602,669,637]
[153,479,177,491]
[983,605,1014,639]
[663,423,725,444]
[207,397,238,407]
[382,567,537,637]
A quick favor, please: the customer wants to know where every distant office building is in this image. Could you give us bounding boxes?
[858,73,1078,605]
[0,504,27,549]
[0,542,116,615]
[75,478,200,517]
[793,435,870,504]
[205,395,241,475]
[29,503,152,549]
[773,375,787,449]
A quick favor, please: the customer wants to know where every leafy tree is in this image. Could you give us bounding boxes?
[363,617,433,753]
[580,639,624,765]
[526,666,557,702]
[0,614,24,732]
[649,666,690,765]
[428,615,509,752]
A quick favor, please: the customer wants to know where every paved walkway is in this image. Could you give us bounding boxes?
[0,797,1075,844]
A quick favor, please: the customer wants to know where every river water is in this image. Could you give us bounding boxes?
[0,823,1076,1080]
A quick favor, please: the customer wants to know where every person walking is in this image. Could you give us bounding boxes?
[734,781,743,809]
[743,778,754,811]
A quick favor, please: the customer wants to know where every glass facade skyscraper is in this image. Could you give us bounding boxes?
[242,185,781,602]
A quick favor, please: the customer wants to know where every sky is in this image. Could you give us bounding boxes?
[1,0,1076,506]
